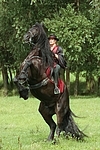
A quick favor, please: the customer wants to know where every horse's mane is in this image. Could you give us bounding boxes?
[34,22,54,67]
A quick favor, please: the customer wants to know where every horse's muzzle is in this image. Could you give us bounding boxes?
[23,34,30,43]
[20,95,28,100]
[19,88,29,100]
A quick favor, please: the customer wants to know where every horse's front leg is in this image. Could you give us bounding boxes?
[38,102,56,141]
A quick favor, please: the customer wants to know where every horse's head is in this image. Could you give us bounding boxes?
[23,23,40,45]
[14,71,29,100]
[23,22,54,67]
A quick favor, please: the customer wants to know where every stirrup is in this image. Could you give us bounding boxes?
[54,86,60,94]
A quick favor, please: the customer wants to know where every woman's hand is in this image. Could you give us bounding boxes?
[55,54,58,59]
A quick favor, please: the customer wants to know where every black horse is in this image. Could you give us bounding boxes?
[14,22,86,141]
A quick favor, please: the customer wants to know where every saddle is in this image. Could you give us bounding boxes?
[45,67,65,93]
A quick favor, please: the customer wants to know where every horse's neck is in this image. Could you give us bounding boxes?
[29,47,40,57]
[23,48,39,64]
[29,58,47,83]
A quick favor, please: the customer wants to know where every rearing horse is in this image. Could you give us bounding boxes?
[14,22,86,141]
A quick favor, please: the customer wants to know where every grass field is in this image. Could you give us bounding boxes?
[0,96,100,150]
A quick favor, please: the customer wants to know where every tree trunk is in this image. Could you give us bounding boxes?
[65,68,70,93]
[86,72,95,94]
[60,68,65,83]
[97,76,100,96]
[8,67,13,87]
[74,0,80,11]
[1,63,8,96]
[74,71,79,96]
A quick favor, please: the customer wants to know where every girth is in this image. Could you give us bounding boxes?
[29,77,49,89]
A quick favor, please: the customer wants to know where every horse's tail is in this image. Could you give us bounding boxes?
[70,110,86,119]
[64,109,87,140]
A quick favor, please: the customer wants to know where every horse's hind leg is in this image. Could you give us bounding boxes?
[38,102,56,141]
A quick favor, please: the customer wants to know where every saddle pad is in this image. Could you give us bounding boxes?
[45,67,64,93]
[58,79,64,93]
[45,67,51,78]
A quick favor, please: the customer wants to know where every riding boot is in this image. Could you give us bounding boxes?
[53,64,60,94]
[54,83,60,94]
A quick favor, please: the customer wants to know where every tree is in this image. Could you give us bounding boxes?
[0,0,99,95]
[88,0,100,95]
[44,4,94,95]
[0,0,82,95]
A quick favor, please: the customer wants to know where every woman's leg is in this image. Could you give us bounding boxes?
[53,64,60,94]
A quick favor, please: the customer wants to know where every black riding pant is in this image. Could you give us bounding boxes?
[53,64,60,84]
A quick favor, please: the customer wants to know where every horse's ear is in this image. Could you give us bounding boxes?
[40,22,44,27]
[40,22,48,32]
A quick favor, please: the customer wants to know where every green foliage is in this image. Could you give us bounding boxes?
[1,0,99,71]
[44,5,94,72]
[88,0,100,76]
[44,4,99,76]
[0,0,69,68]
[0,0,33,69]
[0,0,100,93]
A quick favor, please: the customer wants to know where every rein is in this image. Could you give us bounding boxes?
[29,77,49,89]
[23,56,41,64]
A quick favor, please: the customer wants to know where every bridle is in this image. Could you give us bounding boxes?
[27,26,41,46]
[28,30,34,44]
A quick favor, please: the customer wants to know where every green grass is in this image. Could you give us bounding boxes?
[0,96,100,150]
